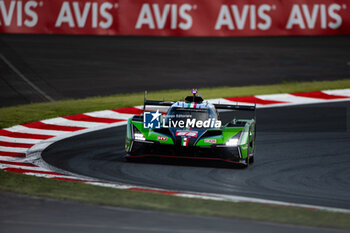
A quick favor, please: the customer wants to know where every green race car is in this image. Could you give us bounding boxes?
[125,90,256,167]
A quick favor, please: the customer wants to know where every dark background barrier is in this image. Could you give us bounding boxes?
[1,35,349,107]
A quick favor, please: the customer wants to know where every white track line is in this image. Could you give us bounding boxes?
[0,164,48,171]
[86,182,133,189]
[0,54,54,102]
[175,193,224,201]
[206,194,350,214]
[23,173,90,180]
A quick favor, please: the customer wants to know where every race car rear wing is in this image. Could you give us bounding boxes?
[143,90,256,114]
[214,103,255,111]
[214,98,256,121]
[143,91,174,113]
[144,100,174,107]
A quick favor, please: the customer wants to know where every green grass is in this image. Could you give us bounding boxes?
[1,170,350,230]
[1,79,350,229]
[1,79,350,129]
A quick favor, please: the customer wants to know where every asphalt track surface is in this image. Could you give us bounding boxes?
[43,101,350,210]
[3,192,349,233]
[1,35,350,107]
[1,34,350,233]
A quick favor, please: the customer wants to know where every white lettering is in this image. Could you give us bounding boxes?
[73,2,91,28]
[0,1,15,26]
[178,120,184,128]
[196,120,203,128]
[302,4,319,29]
[257,4,271,30]
[135,4,154,29]
[153,4,170,29]
[203,119,210,128]
[179,4,192,30]
[55,1,114,29]
[250,5,256,30]
[99,2,113,28]
[231,5,249,30]
[328,4,342,29]
[92,2,98,28]
[17,1,21,26]
[170,4,177,29]
[215,5,234,30]
[55,2,75,27]
[320,4,327,29]
[24,1,38,27]
[186,119,196,128]
[286,5,305,29]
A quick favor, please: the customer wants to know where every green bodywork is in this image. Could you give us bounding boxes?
[125,117,256,160]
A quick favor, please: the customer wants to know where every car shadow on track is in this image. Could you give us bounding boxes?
[124,156,249,169]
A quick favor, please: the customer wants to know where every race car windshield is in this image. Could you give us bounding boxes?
[170,108,209,121]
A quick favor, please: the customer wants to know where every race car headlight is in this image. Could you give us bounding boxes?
[133,125,146,141]
[226,138,238,146]
[134,133,146,141]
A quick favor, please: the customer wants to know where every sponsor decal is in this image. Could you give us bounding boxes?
[176,130,198,137]
[143,110,161,129]
[157,136,168,141]
[204,138,217,143]
[1,1,349,37]
[182,137,189,146]
[135,3,194,30]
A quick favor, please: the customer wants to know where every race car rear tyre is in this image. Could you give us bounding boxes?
[249,155,254,164]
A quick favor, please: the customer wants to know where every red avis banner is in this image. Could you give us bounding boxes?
[0,0,349,36]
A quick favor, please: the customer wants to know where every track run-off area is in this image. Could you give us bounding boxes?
[1,89,350,213]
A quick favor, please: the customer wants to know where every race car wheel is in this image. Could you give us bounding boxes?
[248,137,255,164]
[249,155,254,164]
